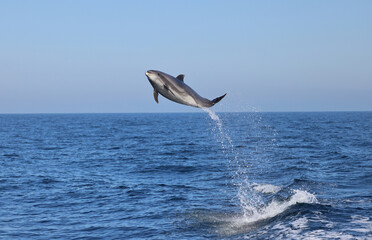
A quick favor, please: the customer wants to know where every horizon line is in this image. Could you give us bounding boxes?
[0,110,371,115]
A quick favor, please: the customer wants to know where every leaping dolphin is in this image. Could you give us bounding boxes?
[145,70,226,108]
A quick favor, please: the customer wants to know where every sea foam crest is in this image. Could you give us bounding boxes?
[241,189,318,223]
[217,190,318,236]
[203,109,319,237]
[251,183,281,194]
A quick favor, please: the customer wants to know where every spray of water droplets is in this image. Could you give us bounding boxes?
[202,108,262,215]
[202,108,316,220]
[191,108,321,237]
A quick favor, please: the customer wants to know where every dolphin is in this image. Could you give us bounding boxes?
[145,70,226,108]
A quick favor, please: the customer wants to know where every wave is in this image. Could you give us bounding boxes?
[188,188,318,237]
[202,109,321,237]
[217,189,318,236]
[269,215,372,240]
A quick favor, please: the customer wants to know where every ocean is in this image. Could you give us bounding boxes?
[0,112,371,239]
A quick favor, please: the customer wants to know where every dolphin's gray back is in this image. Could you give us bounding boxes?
[158,72,213,108]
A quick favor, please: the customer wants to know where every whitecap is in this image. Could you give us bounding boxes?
[215,190,318,236]
[251,183,281,194]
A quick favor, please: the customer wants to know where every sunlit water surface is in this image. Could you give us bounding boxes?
[1,112,371,239]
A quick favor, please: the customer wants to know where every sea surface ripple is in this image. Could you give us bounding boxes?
[0,112,371,239]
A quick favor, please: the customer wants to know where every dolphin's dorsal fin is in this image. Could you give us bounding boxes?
[153,89,159,103]
[176,74,185,82]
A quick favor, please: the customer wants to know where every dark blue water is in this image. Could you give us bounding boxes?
[1,112,371,239]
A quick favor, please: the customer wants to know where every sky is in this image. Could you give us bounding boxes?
[0,1,371,113]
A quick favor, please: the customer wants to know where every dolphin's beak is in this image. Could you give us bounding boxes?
[145,71,153,85]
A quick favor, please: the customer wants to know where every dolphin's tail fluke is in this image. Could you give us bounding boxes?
[211,93,227,106]
[199,93,226,108]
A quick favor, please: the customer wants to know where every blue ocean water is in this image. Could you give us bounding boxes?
[0,112,371,239]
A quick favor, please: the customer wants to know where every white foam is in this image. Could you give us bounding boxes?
[216,190,318,236]
[267,217,309,239]
[270,222,359,240]
[251,183,281,194]
[242,190,317,222]
[243,213,371,240]
[267,214,369,240]
[349,215,372,233]
[291,216,309,229]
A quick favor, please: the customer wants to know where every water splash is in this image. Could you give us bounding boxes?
[203,107,260,214]
[202,108,318,236]
[202,108,233,154]
[215,190,318,236]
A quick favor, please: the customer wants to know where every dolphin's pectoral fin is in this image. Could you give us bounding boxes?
[176,74,185,82]
[153,89,159,103]
[163,85,176,97]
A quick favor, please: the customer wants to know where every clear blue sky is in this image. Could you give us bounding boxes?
[1,1,371,113]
